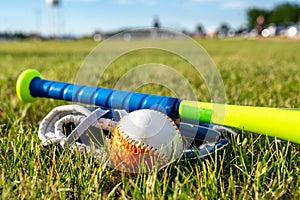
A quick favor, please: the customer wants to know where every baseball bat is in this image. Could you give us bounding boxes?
[16,69,300,144]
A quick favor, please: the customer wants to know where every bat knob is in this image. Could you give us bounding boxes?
[16,69,42,102]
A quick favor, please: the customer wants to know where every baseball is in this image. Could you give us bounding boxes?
[109,109,183,172]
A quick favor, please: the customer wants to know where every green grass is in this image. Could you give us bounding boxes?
[0,38,299,199]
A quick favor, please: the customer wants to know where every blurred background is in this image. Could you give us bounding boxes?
[1,2,300,198]
[0,0,299,40]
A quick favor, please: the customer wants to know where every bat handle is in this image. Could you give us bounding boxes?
[180,101,300,144]
[16,69,181,118]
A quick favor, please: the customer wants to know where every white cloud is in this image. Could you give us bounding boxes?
[191,0,274,9]
[140,0,157,6]
[116,0,131,4]
[191,0,217,2]
[65,0,97,2]
[116,0,157,5]
[220,1,250,9]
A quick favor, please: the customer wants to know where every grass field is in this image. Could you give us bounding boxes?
[0,38,299,199]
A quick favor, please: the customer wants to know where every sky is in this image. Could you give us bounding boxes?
[0,0,298,36]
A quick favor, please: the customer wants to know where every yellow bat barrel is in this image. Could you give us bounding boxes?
[179,100,300,144]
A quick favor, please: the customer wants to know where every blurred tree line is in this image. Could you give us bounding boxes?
[247,2,300,28]
[0,32,26,40]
